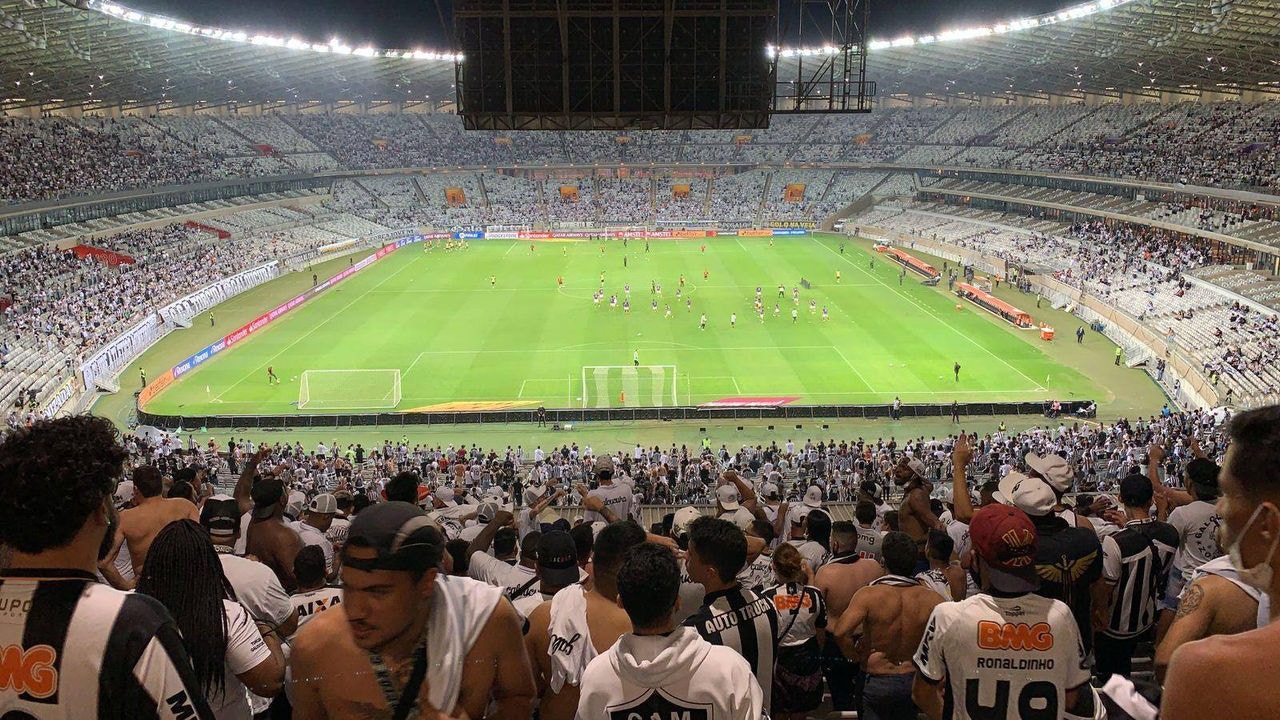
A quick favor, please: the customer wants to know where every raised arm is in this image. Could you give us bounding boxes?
[466,510,515,560]
[950,433,976,524]
[234,447,271,516]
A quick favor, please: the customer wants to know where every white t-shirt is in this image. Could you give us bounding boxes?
[1168,500,1222,580]
[210,600,272,720]
[913,593,1090,720]
[466,552,519,587]
[584,482,632,523]
[289,521,334,573]
[217,553,293,628]
[761,582,827,647]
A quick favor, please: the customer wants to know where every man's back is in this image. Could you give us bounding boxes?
[854,582,944,663]
[683,584,778,707]
[120,497,198,571]
[525,586,631,720]
[815,557,884,619]
[1163,622,1280,720]
[0,572,212,719]
[246,519,302,592]
[1031,518,1102,649]
[913,592,1091,720]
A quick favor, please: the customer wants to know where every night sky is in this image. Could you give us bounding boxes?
[126,0,1075,50]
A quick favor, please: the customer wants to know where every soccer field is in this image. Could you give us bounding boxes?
[142,234,1105,415]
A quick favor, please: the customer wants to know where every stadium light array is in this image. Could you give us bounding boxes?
[767,0,1136,57]
[87,0,463,62]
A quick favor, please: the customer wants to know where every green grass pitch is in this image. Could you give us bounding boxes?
[142,234,1105,415]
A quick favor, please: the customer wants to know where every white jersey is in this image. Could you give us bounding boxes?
[290,587,344,632]
[736,554,775,594]
[914,593,1090,720]
[210,600,272,720]
[584,482,632,523]
[546,585,595,693]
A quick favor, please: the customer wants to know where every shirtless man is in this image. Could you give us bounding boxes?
[1154,555,1267,682]
[524,521,646,720]
[894,457,945,566]
[232,449,305,591]
[291,502,536,719]
[1162,407,1280,720]
[101,465,199,587]
[833,532,945,720]
[813,524,885,713]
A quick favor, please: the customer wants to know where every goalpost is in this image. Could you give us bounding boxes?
[581,365,678,408]
[298,369,402,410]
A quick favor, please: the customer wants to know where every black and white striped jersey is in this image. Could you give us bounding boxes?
[682,584,779,708]
[0,570,213,719]
[1101,518,1179,638]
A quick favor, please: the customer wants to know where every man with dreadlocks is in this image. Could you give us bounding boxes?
[290,501,536,719]
[0,415,213,719]
[138,520,286,719]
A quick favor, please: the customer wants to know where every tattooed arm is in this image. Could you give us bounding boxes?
[1154,578,1215,684]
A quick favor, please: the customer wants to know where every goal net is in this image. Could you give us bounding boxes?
[581,365,678,408]
[298,369,402,410]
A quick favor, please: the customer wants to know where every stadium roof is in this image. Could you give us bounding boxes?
[0,0,1276,111]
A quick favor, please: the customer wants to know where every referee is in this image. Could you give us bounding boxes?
[0,416,214,719]
[682,516,780,708]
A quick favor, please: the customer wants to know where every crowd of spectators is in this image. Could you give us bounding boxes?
[6,402,1273,718]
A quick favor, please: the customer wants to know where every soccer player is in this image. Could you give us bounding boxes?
[531,242,537,253]
[600,271,606,286]
[700,313,708,330]
[822,306,829,321]
[609,295,617,309]
[490,275,496,288]
[594,292,602,307]
[755,286,763,301]
[675,288,682,299]
[686,299,692,312]
[680,274,686,287]
[757,307,765,323]
[836,270,842,283]
[953,361,961,381]
[624,284,631,297]
[793,287,800,304]
[792,308,799,323]
[703,269,709,280]
[267,366,279,385]
[633,350,640,367]
[665,304,672,318]
[655,283,662,296]
[773,302,781,317]
[778,284,785,298]
[623,299,630,314]
[701,244,706,253]
[730,313,737,328]
[809,299,817,314]
[651,300,658,312]
[651,281,657,295]
[557,276,563,287]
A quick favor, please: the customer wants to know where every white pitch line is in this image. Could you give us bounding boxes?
[732,377,742,394]
[816,240,1046,392]
[212,252,426,402]
[832,346,877,393]
[517,379,527,398]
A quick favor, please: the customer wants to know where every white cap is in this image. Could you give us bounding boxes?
[996,471,1056,516]
[803,485,824,508]
[716,484,741,511]
[672,507,703,538]
[113,480,135,508]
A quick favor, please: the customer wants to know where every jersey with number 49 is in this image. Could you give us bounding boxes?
[913,592,1090,720]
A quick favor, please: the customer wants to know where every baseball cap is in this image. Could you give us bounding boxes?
[343,501,444,573]
[594,455,614,473]
[758,482,780,500]
[309,493,338,515]
[524,485,545,507]
[906,458,928,479]
[672,507,702,539]
[113,480,135,509]
[716,484,741,511]
[1025,453,1074,493]
[789,504,814,525]
[285,496,306,520]
[859,481,883,501]
[537,532,580,587]
[970,504,1039,593]
[477,502,500,523]
[200,494,241,536]
[250,478,285,520]
[803,485,824,508]
[995,471,1057,517]
[436,486,455,504]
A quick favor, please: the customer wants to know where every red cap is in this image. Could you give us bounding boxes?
[969,503,1037,571]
